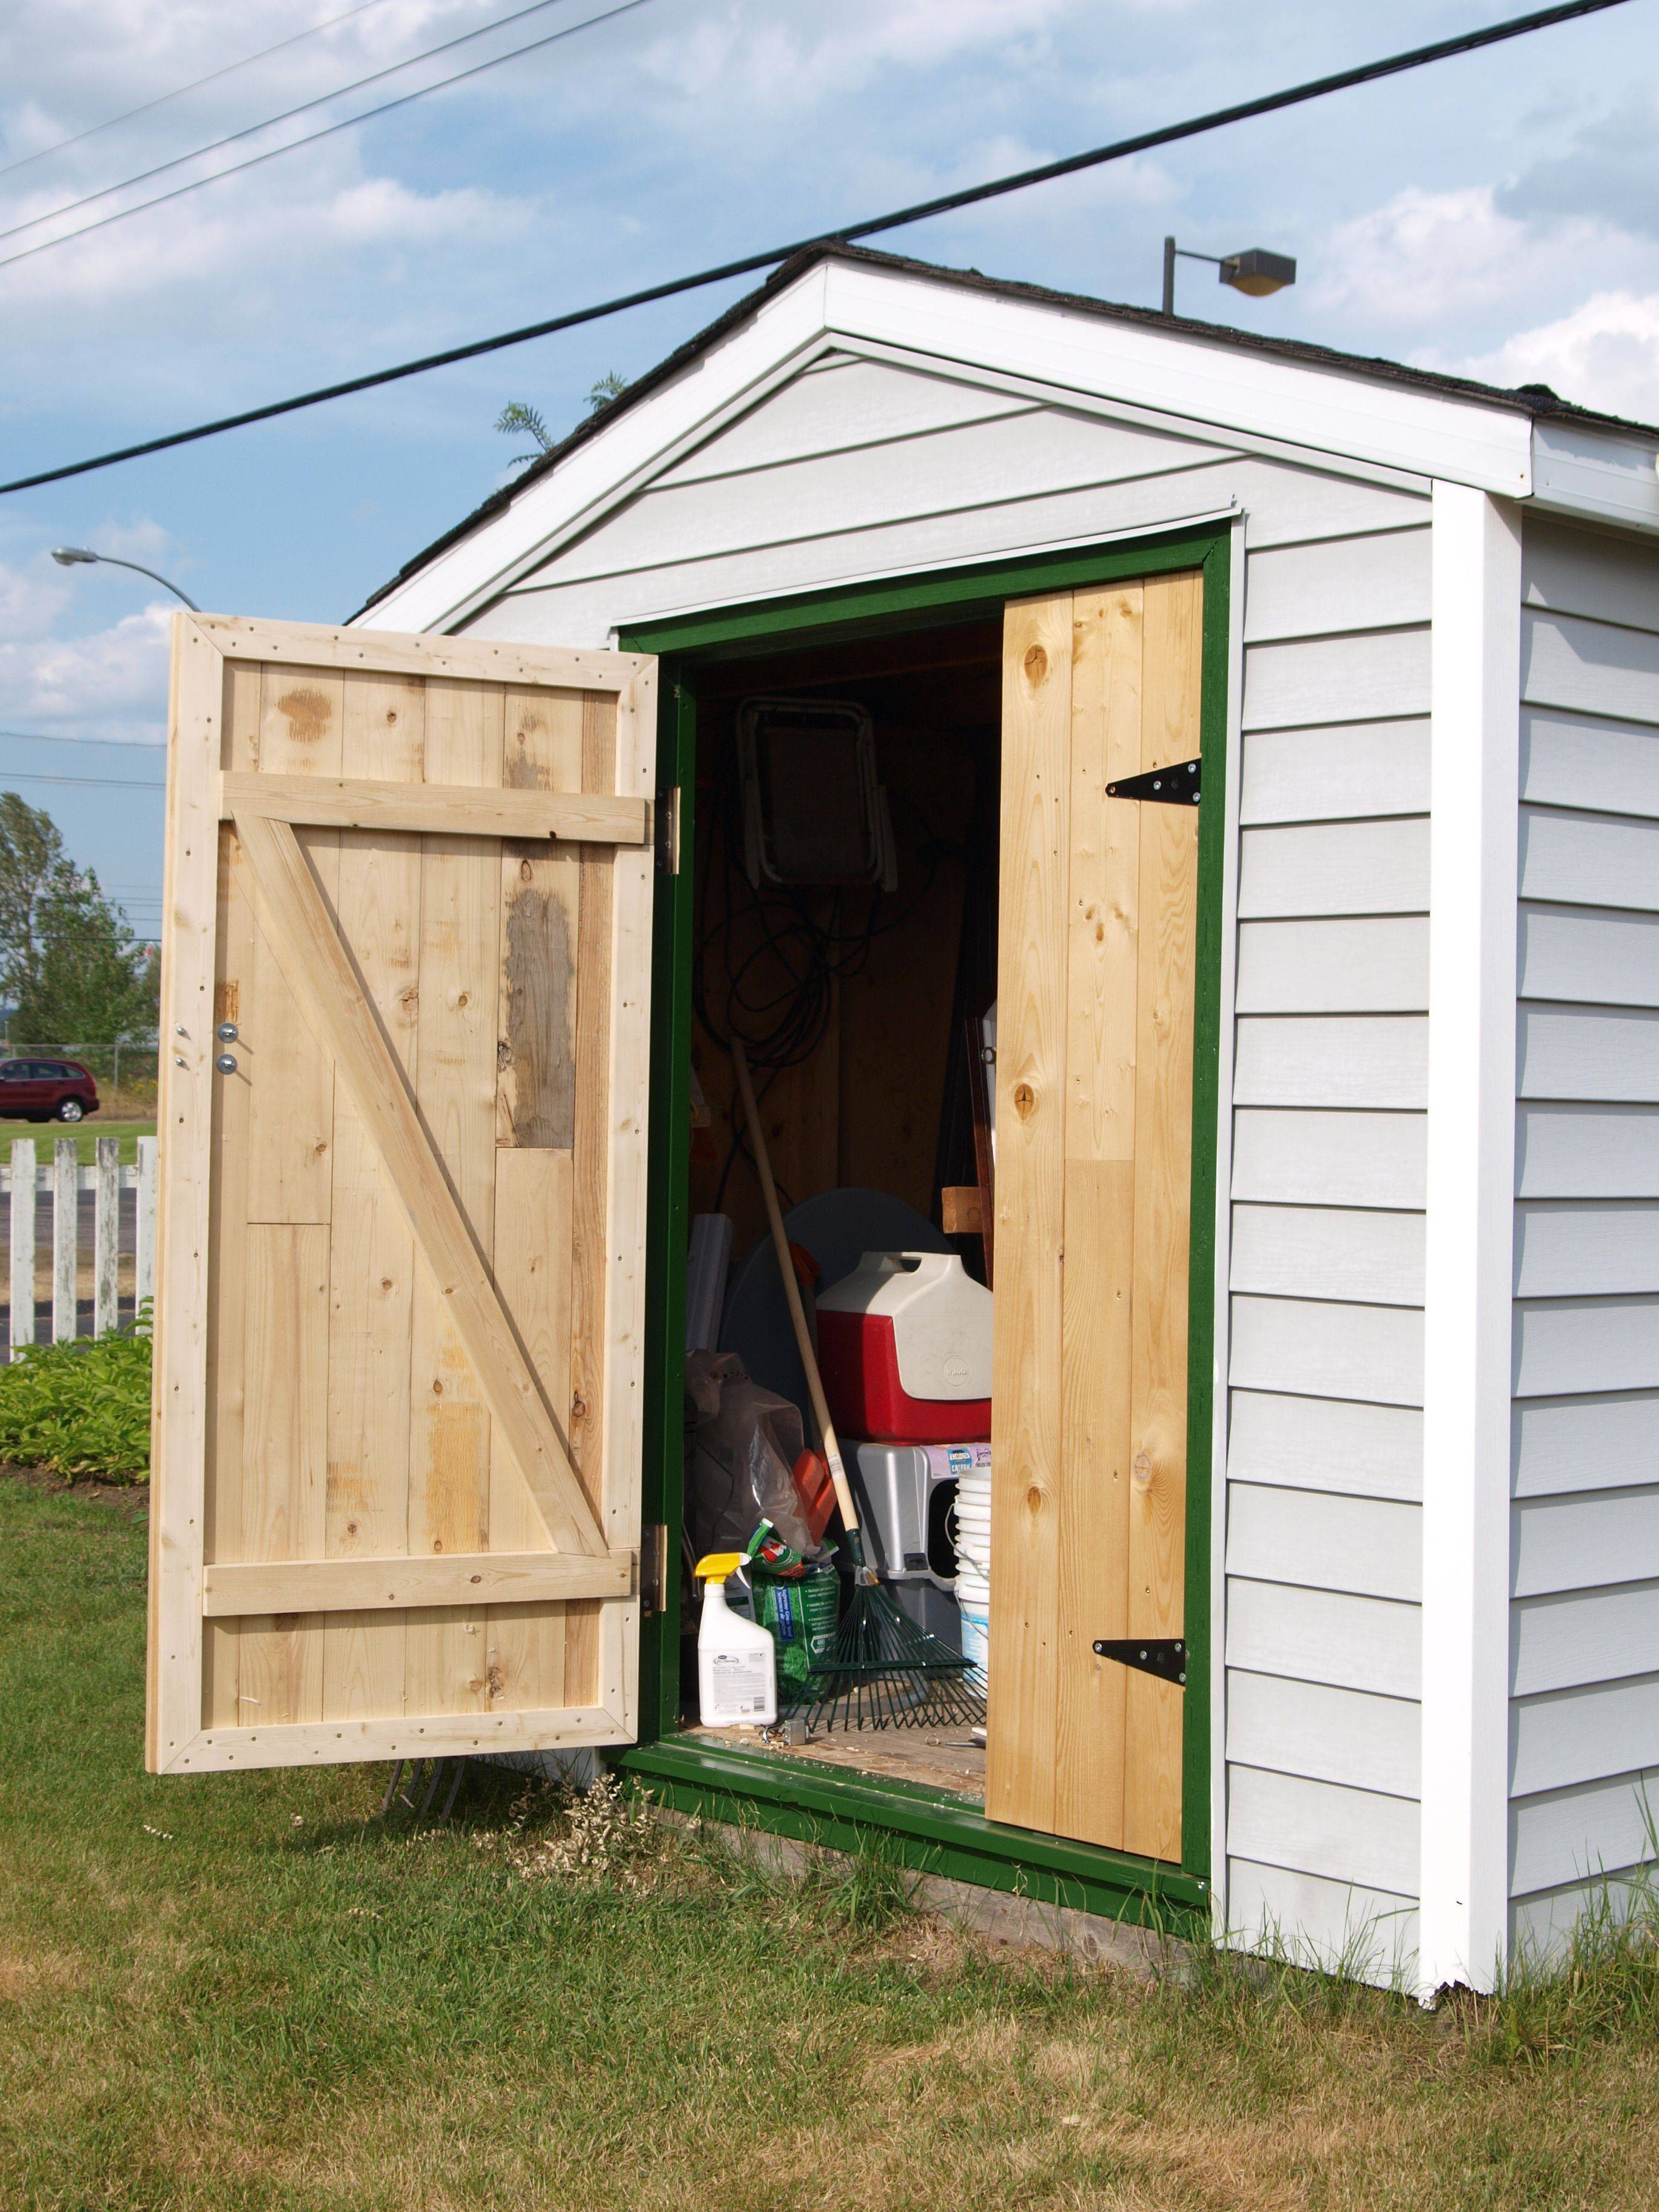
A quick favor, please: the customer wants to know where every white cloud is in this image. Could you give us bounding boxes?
[1453,290,1659,423]
[0,549,170,742]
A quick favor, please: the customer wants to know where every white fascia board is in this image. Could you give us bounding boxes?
[1418,481,1521,2000]
[1531,418,1659,535]
[360,266,837,632]
[821,261,1533,502]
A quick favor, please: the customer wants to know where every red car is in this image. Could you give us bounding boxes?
[0,1058,100,1124]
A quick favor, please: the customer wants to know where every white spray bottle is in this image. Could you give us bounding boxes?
[694,1551,777,1728]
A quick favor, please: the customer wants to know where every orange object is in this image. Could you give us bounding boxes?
[788,1239,820,1289]
[791,1449,836,1547]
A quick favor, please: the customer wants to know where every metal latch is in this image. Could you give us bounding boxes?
[654,786,682,874]
[1105,758,1199,805]
[1093,1637,1187,1685]
[639,1524,669,1616]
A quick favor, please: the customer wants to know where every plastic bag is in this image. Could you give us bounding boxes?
[686,1350,812,1557]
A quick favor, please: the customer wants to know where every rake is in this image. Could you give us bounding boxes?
[729,1040,985,1733]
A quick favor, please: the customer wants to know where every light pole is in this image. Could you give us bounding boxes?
[1162,238,1296,319]
[50,545,199,611]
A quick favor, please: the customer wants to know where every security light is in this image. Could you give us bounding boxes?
[48,545,199,609]
[1162,237,1297,317]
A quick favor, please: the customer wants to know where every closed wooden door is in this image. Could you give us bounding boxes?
[146,616,656,1774]
[987,574,1202,1860]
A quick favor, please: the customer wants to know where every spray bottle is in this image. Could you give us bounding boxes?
[694,1551,778,1728]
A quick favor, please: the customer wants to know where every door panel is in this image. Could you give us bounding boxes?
[148,616,656,1774]
[987,574,1202,1860]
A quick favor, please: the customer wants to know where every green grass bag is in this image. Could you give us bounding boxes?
[749,1562,839,1694]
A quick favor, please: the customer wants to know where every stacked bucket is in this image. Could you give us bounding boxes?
[951,1457,991,1690]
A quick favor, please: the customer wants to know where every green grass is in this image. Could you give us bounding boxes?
[4,1478,1659,2211]
[0,1314,150,1480]
[0,1116,155,1166]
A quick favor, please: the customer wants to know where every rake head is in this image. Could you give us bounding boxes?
[790,1575,987,1733]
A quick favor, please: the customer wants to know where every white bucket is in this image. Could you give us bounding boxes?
[950,1460,991,1687]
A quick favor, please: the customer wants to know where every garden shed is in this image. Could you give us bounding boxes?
[147,241,1659,1999]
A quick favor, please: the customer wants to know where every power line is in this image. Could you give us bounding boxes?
[0,771,164,790]
[0,0,1631,498]
[0,732,161,754]
[0,0,403,184]
[0,0,596,254]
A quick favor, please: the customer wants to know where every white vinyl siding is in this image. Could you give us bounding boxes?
[1510,517,1659,1949]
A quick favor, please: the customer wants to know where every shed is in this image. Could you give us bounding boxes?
[146,241,1659,1997]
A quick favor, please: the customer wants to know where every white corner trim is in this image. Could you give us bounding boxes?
[1419,481,1521,1999]
[1211,511,1246,1941]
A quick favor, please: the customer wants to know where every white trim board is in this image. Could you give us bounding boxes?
[1418,482,1523,1999]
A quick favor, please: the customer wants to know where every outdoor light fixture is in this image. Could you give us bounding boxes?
[50,545,199,610]
[1162,237,1296,318]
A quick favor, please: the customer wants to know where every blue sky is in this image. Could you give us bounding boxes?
[3,0,1658,940]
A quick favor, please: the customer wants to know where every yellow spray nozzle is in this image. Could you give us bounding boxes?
[693,1551,745,1583]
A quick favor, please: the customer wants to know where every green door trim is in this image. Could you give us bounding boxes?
[624,521,1232,1908]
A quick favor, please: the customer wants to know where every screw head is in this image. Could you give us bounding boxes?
[214,1054,237,1074]
[216,1022,238,1042]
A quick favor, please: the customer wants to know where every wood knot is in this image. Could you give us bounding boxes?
[1013,1081,1035,1119]
[571,1390,588,1419]
[431,1379,444,1395]
[432,1540,444,1554]
[1133,1450,1153,1491]
[1023,643,1048,684]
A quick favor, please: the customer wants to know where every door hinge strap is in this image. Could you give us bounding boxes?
[1105,758,1199,805]
[654,786,682,873]
[640,1524,669,1615]
[1093,1637,1187,1684]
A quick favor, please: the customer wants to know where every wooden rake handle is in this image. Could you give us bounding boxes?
[728,1039,860,1539]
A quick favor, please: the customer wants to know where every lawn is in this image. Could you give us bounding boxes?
[0,1116,156,1167]
[3,1476,1658,2211]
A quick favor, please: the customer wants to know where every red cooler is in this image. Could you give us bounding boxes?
[816,1252,992,1443]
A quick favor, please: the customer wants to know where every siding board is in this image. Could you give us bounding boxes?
[1240,719,1430,825]
[1512,1581,1659,1697]
[1228,1389,1423,1502]
[1513,1295,1659,1398]
[1232,1109,1426,1208]
[1227,1576,1421,1697]
[1510,1768,1659,1894]
[1521,706,1659,821]
[1243,629,1432,732]
[1512,1486,1659,1597]
[1228,1765,1421,1895]
[1520,806,1659,913]
[1514,1201,1659,1296]
[1227,1481,1423,1601]
[1236,917,1429,1013]
[1523,517,1659,632]
[1515,1104,1659,1196]
[1243,529,1431,643]
[1522,608,1659,728]
[1231,1203,1425,1305]
[1518,903,1659,1010]
[1238,819,1429,918]
[1517,1004,1659,1102]
[1233,1016,1427,1109]
[1228,1857,1419,1972]
[1230,1295,1424,1407]
[1513,1390,1659,1496]
[1512,1673,1659,1797]
[1228,1669,1421,1797]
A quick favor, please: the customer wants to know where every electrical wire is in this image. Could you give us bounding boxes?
[0,739,163,756]
[0,0,1631,499]
[0,771,164,790]
[0,0,403,185]
[0,0,649,266]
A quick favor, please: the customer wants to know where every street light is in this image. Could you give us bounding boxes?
[1162,238,1296,319]
[50,545,199,611]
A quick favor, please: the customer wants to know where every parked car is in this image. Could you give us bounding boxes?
[0,1058,100,1123]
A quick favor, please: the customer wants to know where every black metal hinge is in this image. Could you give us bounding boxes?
[1093,1637,1187,1685]
[1105,757,1199,805]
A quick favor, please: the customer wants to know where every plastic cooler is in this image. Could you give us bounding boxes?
[816,1252,992,1443]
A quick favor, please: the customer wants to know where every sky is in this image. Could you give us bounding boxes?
[3,0,1659,942]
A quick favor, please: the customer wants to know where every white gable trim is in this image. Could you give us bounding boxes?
[360,256,1532,637]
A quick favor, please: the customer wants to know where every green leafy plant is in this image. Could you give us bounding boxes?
[0,1307,151,1481]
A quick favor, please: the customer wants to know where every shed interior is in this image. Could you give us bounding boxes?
[679,615,1006,1801]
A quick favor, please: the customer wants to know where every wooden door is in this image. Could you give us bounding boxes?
[146,616,656,1774]
[986,574,1202,1860]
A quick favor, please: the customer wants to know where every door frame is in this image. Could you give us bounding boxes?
[619,521,1231,1929]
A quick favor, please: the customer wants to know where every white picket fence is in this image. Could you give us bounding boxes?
[1,1135,156,1352]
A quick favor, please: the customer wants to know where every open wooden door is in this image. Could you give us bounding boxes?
[987,574,1202,1860]
[146,616,656,1774]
